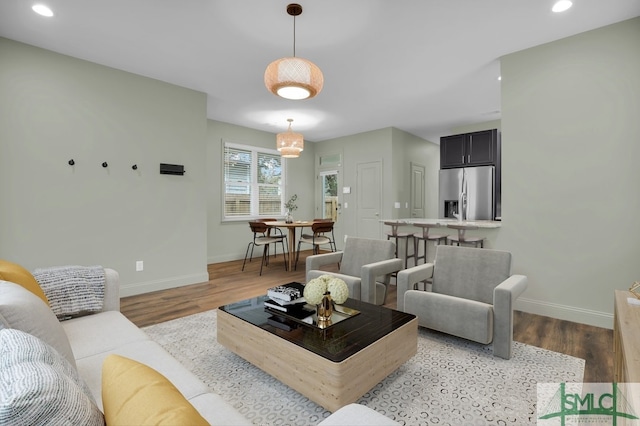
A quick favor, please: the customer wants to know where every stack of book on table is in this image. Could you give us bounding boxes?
[264,282,313,319]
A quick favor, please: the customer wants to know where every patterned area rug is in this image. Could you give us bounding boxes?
[143,310,584,426]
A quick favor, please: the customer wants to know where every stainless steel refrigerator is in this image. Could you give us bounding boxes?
[439,166,495,220]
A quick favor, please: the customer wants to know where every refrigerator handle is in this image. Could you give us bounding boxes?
[462,170,468,220]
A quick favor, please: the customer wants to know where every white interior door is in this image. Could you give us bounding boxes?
[410,162,425,218]
[356,160,382,239]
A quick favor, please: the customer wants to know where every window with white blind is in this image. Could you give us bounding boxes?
[223,142,285,219]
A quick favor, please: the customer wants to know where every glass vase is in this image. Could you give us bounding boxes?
[285,209,294,223]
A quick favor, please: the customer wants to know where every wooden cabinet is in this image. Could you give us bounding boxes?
[614,290,640,382]
[440,129,498,169]
[613,290,640,421]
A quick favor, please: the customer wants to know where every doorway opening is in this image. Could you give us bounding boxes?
[319,170,338,222]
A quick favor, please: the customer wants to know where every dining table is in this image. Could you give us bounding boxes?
[265,220,315,271]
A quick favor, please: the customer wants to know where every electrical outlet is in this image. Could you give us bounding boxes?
[136,261,143,272]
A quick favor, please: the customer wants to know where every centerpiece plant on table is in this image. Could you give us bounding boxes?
[304,275,349,322]
[284,194,298,223]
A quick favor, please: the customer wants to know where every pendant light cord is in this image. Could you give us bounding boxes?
[292,15,296,57]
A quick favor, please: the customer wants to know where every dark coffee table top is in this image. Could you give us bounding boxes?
[220,295,416,362]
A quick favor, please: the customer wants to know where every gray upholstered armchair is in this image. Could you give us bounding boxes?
[306,236,403,305]
[397,245,527,359]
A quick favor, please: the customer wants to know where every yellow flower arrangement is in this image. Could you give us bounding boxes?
[304,275,349,305]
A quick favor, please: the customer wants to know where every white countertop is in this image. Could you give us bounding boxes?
[383,218,502,228]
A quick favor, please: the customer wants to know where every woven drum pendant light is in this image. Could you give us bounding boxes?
[277,119,304,158]
[264,3,323,100]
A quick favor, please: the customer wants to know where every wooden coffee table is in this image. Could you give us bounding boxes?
[217,296,417,412]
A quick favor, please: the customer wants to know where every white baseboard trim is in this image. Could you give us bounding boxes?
[208,249,312,265]
[516,297,613,330]
[208,253,243,264]
[120,272,210,298]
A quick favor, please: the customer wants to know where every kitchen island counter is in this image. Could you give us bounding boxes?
[380,219,501,262]
[385,218,502,228]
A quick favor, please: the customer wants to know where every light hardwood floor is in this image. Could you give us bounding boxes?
[120,250,613,383]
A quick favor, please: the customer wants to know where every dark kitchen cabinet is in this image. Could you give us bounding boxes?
[440,129,498,169]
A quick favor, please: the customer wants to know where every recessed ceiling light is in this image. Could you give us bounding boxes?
[497,76,502,81]
[32,4,54,17]
[552,0,572,13]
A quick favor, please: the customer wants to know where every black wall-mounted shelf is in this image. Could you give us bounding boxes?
[160,163,185,176]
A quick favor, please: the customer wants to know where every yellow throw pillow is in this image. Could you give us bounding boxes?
[0,259,49,305]
[102,354,209,426]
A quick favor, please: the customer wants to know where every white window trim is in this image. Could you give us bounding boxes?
[222,141,287,222]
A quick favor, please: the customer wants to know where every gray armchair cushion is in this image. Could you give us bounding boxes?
[306,237,401,305]
[404,290,493,344]
[306,251,344,272]
[432,245,511,305]
[493,274,528,358]
[396,263,433,312]
[307,270,362,298]
[339,237,395,277]
[307,263,396,306]
[396,245,528,359]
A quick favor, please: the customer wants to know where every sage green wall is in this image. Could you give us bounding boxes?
[316,128,394,242]
[452,120,501,135]
[498,17,640,328]
[0,38,209,297]
[391,128,440,220]
[206,120,315,263]
[313,127,437,247]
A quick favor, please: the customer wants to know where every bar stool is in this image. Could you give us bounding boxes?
[384,221,416,268]
[412,222,448,264]
[446,224,485,248]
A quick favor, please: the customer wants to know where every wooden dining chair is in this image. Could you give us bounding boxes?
[242,221,288,275]
[254,218,287,259]
[295,221,335,270]
[311,218,337,251]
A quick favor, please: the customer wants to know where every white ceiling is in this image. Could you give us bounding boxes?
[1,1,639,142]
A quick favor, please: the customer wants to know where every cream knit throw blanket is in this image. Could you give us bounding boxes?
[32,265,105,320]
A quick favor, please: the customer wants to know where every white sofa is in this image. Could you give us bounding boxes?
[0,262,398,426]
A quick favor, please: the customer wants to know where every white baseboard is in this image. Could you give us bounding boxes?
[120,272,210,298]
[516,297,613,330]
[208,253,243,264]
[208,249,312,265]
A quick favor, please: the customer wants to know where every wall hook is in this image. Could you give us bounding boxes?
[68,159,75,166]
[132,164,138,170]
[102,162,108,168]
